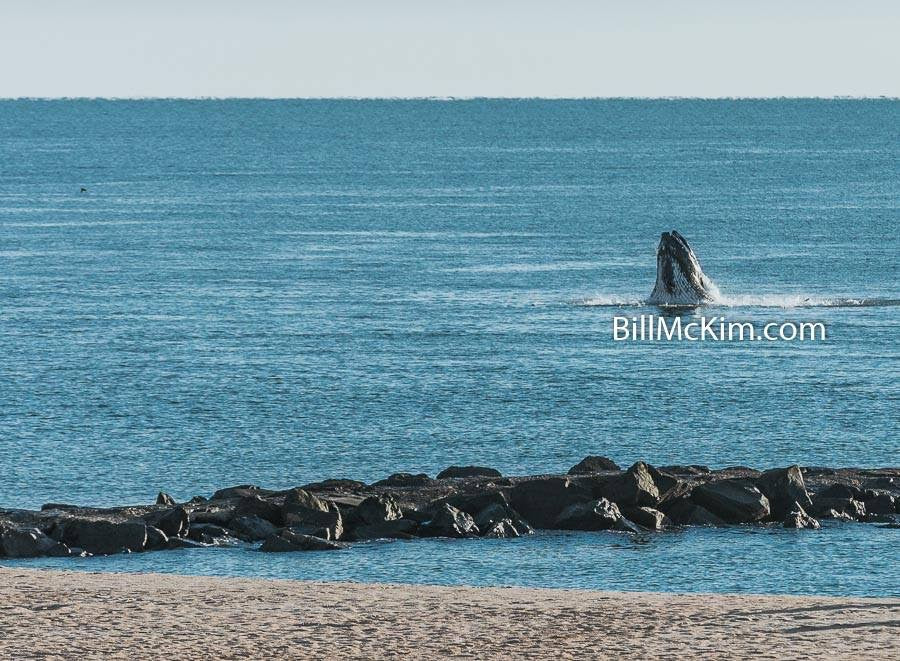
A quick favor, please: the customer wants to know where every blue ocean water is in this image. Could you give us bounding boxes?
[1,100,898,594]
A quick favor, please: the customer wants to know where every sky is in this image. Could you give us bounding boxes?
[2,1,898,98]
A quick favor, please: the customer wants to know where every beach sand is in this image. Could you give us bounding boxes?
[1,568,897,660]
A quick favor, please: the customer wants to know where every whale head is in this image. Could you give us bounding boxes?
[648,230,717,306]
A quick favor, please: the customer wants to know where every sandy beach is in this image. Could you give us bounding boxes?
[0,568,896,660]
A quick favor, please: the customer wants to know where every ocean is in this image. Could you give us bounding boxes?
[1,99,897,595]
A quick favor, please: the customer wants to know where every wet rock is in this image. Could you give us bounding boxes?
[439,490,509,517]
[567,456,620,475]
[816,484,864,501]
[352,518,418,540]
[371,473,434,488]
[259,529,344,552]
[235,495,283,526]
[59,519,148,555]
[188,496,207,504]
[473,502,533,536]
[436,466,502,480]
[692,480,770,523]
[555,498,633,532]
[419,504,479,538]
[0,526,63,558]
[187,523,230,543]
[783,506,820,529]
[812,497,866,521]
[595,462,660,507]
[754,466,812,519]
[663,499,726,526]
[189,507,235,527]
[156,492,176,506]
[302,478,368,491]
[230,515,279,541]
[622,506,670,530]
[509,477,592,529]
[210,485,275,501]
[481,520,522,538]
[145,526,169,550]
[660,465,711,475]
[863,493,896,516]
[282,489,344,540]
[144,507,189,538]
[357,494,403,525]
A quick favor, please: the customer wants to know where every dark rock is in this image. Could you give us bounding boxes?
[40,503,80,511]
[419,504,479,538]
[235,495,283,526]
[622,506,669,530]
[816,484,864,500]
[230,515,279,541]
[783,506,820,529]
[60,519,148,555]
[188,496,207,504]
[664,499,726,526]
[508,477,592,529]
[692,480,770,523]
[754,466,812,519]
[0,526,62,558]
[372,473,434,488]
[357,494,403,526]
[481,520,522,538]
[187,523,229,543]
[189,507,234,526]
[660,465,711,475]
[282,490,343,540]
[473,502,533,536]
[812,497,866,521]
[145,526,169,549]
[865,513,897,524]
[302,478,368,491]
[878,522,900,529]
[210,485,272,501]
[439,490,509,517]
[166,537,211,550]
[644,465,682,501]
[436,466,502,480]
[47,543,75,557]
[567,456,620,475]
[156,492,176,506]
[555,498,630,531]
[259,529,344,552]
[144,507,189,538]
[352,518,418,540]
[594,462,660,507]
[864,493,896,516]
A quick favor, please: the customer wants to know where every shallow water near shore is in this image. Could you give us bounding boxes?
[1,99,898,593]
[4,523,898,597]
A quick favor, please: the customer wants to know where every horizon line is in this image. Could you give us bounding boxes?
[1,95,898,102]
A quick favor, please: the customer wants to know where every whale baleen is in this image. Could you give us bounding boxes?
[648,230,717,305]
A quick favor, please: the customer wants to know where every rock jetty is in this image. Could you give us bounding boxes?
[1,459,897,559]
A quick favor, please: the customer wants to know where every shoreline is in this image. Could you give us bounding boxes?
[3,567,897,659]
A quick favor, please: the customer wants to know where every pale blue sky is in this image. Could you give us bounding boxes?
[2,1,898,98]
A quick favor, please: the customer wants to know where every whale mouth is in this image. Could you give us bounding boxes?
[648,230,716,305]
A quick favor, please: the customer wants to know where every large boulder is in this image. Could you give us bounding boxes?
[473,502,533,536]
[691,480,770,523]
[144,526,170,550]
[356,494,403,525]
[235,495,283,526]
[663,498,726,526]
[754,466,812,519]
[594,462,660,507]
[282,489,343,540]
[568,456,620,475]
[156,492,176,506]
[622,506,670,530]
[863,493,896,515]
[419,504,479,538]
[230,515,279,541]
[811,497,866,521]
[508,477,592,528]
[436,466,502,480]
[210,485,275,501]
[352,518,419,540]
[481,520,522,538]
[144,507,189,538]
[783,506,820,529]
[816,484,864,501]
[1,526,65,558]
[259,529,345,552]
[371,473,434,488]
[59,519,148,555]
[554,498,636,532]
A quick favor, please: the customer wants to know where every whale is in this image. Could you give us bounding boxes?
[647,230,717,305]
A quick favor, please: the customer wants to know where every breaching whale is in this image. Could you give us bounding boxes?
[648,230,717,306]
